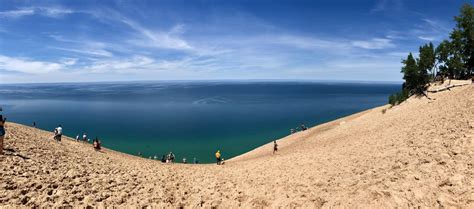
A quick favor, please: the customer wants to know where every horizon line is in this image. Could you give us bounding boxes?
[0,78,403,85]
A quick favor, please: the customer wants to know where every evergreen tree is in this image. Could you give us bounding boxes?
[418,42,436,80]
[452,4,474,78]
[436,4,474,79]
[388,4,473,106]
[401,53,427,94]
[435,40,451,78]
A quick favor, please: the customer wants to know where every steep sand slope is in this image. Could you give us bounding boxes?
[0,84,473,208]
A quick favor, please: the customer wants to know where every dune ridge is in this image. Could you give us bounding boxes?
[0,83,473,208]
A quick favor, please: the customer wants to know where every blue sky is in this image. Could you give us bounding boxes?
[0,0,470,83]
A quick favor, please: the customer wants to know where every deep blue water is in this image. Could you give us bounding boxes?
[0,81,400,163]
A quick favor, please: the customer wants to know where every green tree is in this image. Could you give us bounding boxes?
[437,4,474,79]
[401,53,427,94]
[418,42,436,80]
[452,4,474,78]
[435,40,451,78]
[388,4,473,106]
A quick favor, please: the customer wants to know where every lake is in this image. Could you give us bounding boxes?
[0,81,400,163]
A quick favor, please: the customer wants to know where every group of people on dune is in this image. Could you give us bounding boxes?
[0,107,281,163]
[290,124,308,134]
[52,125,101,151]
[144,152,200,164]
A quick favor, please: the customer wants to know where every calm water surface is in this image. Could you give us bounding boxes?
[0,81,400,163]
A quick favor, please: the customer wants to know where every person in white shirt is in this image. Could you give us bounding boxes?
[82,133,87,142]
[55,125,63,142]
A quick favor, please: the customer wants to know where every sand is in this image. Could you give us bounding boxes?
[0,82,473,208]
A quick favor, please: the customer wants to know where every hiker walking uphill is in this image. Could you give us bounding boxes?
[273,140,278,154]
[54,125,63,142]
[0,108,6,155]
[82,133,88,142]
[215,150,222,165]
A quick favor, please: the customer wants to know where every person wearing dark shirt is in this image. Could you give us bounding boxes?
[0,109,6,155]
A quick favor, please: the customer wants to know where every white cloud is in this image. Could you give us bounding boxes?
[87,9,193,51]
[122,21,193,50]
[387,52,410,57]
[0,6,74,18]
[0,9,34,18]
[51,47,113,57]
[268,35,352,51]
[421,18,450,33]
[417,36,436,41]
[60,58,78,66]
[38,7,73,17]
[83,56,155,73]
[409,18,451,42]
[0,55,63,74]
[352,38,395,49]
[48,36,115,57]
[0,7,407,83]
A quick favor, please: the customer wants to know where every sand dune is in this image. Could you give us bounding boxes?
[0,83,473,208]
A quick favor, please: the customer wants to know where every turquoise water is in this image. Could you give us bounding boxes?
[0,81,400,163]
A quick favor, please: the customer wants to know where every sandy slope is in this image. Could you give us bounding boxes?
[0,83,473,208]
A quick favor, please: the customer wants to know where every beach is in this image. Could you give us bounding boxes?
[0,81,472,207]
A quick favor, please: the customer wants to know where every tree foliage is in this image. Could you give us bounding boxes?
[401,52,428,94]
[389,3,473,106]
[418,42,436,78]
[436,4,474,79]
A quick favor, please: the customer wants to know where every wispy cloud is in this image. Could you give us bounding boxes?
[51,47,113,57]
[0,55,63,74]
[60,58,78,66]
[412,18,451,42]
[417,36,436,41]
[266,35,352,51]
[371,0,403,13]
[125,25,193,50]
[0,8,34,18]
[351,38,395,49]
[87,9,193,51]
[421,18,451,33]
[83,56,155,73]
[48,35,114,57]
[0,3,413,83]
[0,6,74,18]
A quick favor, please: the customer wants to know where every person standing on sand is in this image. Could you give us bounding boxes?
[82,133,87,142]
[215,150,222,165]
[55,125,63,142]
[93,137,101,151]
[170,152,175,163]
[0,108,6,155]
[166,152,175,163]
[273,140,278,154]
[301,124,307,131]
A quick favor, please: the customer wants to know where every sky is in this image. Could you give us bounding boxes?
[0,0,470,83]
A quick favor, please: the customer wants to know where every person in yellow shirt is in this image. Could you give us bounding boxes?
[215,150,221,165]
